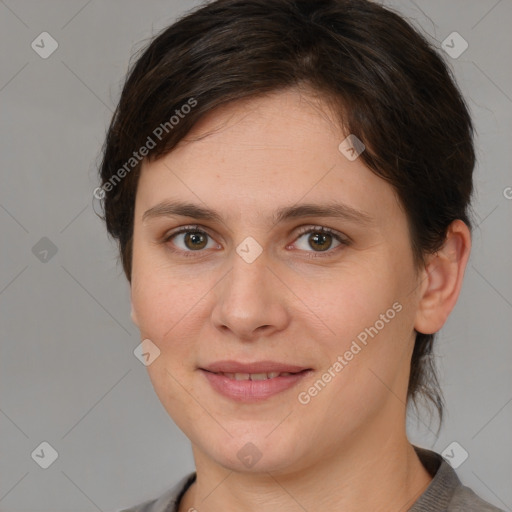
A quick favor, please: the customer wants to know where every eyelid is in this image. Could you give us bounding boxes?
[162,224,211,242]
[293,225,350,243]
[162,224,218,248]
[161,224,219,259]
[289,225,350,257]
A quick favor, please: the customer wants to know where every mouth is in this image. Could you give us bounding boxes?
[200,360,311,375]
[199,364,312,402]
[206,370,303,380]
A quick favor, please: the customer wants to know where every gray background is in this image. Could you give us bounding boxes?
[0,1,510,511]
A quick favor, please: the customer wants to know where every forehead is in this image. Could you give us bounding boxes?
[136,89,403,230]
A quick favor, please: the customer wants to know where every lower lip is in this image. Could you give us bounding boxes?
[200,369,311,402]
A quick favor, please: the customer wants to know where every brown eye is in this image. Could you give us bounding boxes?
[292,226,349,257]
[165,227,217,254]
[184,231,208,250]
[308,232,333,251]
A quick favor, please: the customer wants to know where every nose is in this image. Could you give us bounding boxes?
[210,249,290,341]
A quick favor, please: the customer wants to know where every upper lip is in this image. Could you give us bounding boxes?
[201,360,311,374]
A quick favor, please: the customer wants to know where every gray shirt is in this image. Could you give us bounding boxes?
[118,446,505,511]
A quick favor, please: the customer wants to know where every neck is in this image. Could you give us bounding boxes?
[179,419,432,512]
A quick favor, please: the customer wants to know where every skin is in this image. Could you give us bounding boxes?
[130,88,471,511]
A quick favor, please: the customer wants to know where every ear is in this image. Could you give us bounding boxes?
[414,219,471,335]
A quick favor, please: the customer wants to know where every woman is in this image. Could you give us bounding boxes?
[99,0,504,510]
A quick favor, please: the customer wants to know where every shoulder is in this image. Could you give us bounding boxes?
[448,484,506,512]
[117,472,196,512]
[411,446,505,512]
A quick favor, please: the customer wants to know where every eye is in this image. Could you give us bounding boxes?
[163,225,219,254]
[162,224,350,258]
[291,226,349,256]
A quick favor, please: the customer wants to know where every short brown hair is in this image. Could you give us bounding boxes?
[99,0,475,425]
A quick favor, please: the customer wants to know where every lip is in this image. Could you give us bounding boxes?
[201,360,310,374]
[199,364,312,403]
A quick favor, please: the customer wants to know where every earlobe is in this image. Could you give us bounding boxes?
[414,220,471,335]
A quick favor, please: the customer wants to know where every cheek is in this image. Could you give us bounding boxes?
[130,229,222,324]
[131,274,171,337]
[130,257,214,389]
[144,357,207,440]
[291,260,399,341]
[130,245,197,339]
[296,267,411,386]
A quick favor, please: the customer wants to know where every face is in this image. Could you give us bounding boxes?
[130,89,424,475]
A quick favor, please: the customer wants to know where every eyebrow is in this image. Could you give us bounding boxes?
[142,200,374,226]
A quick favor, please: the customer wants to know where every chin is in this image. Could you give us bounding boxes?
[197,431,305,474]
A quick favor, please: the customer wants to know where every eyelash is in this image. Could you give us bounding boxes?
[162,224,350,259]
